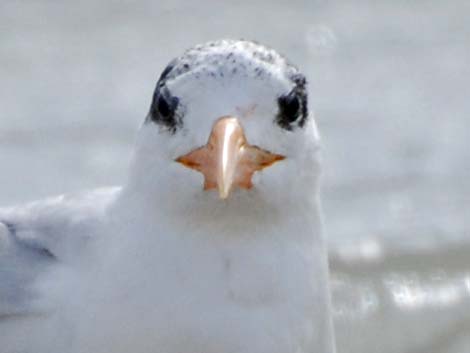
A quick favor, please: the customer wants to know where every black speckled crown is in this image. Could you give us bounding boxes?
[147,39,308,133]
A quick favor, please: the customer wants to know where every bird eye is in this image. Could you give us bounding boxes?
[148,86,181,133]
[156,94,176,118]
[276,91,301,130]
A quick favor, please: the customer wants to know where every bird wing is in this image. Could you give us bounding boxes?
[0,187,121,318]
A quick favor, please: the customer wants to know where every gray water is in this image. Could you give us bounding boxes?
[1,0,469,352]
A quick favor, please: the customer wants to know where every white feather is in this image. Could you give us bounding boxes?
[0,40,335,353]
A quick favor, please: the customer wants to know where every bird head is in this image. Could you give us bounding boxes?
[126,40,321,219]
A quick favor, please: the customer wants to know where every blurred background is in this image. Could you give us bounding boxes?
[1,0,469,351]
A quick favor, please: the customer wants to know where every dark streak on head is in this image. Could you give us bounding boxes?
[276,73,308,131]
[147,84,181,134]
[146,59,184,133]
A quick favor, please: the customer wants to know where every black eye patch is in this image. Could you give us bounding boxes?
[147,85,181,133]
[276,90,307,130]
[276,74,308,131]
[277,91,301,126]
[146,59,184,133]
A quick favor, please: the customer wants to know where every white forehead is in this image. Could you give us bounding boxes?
[163,40,300,118]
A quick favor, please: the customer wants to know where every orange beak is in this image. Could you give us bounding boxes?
[175,116,285,199]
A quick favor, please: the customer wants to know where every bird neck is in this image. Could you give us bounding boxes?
[112,180,324,253]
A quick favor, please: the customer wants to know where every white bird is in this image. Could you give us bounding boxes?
[0,39,336,353]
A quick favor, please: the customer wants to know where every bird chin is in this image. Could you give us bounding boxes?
[172,186,283,226]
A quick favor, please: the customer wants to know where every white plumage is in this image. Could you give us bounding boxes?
[0,39,336,353]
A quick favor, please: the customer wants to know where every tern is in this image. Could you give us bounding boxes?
[0,39,336,353]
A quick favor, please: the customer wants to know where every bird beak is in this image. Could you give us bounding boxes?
[176,116,285,199]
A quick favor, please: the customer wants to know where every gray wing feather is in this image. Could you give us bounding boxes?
[0,221,55,317]
[0,187,120,318]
